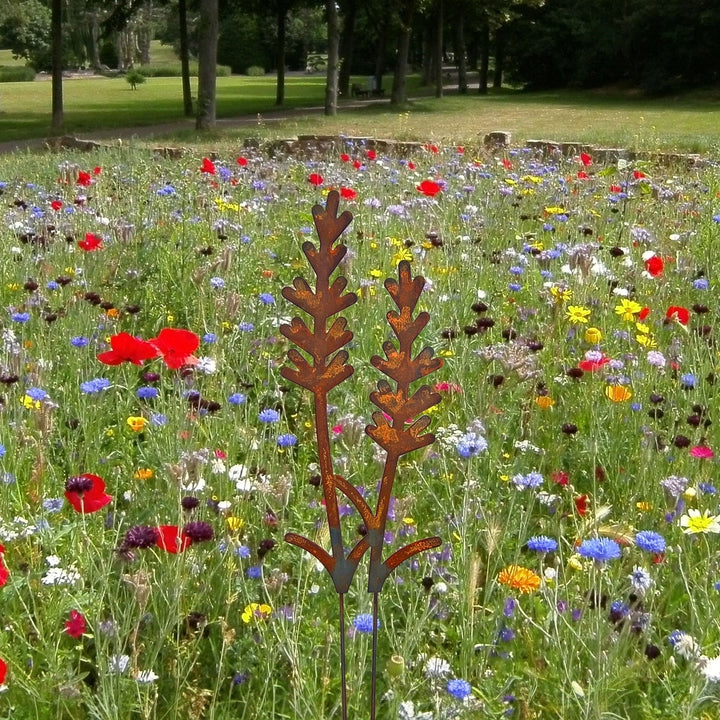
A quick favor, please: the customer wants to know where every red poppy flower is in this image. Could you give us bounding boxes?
[407,161,416,170]
[201,157,216,174]
[64,473,113,513]
[65,609,87,638]
[308,173,324,186]
[50,200,63,211]
[609,184,622,193]
[155,525,192,553]
[150,328,199,369]
[97,332,159,366]
[353,160,362,170]
[580,152,592,166]
[423,143,439,154]
[578,355,611,372]
[633,170,646,179]
[366,149,376,160]
[574,494,589,516]
[340,153,350,162]
[551,470,569,486]
[78,232,103,251]
[457,146,465,154]
[0,544,7,588]
[645,255,664,277]
[237,157,248,166]
[417,180,442,197]
[638,307,650,321]
[77,171,92,187]
[0,657,6,685]
[666,305,690,325]
[577,171,589,179]
[340,187,357,200]
[502,158,513,170]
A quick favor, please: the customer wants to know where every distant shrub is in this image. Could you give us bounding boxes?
[125,69,146,89]
[306,53,327,73]
[138,63,231,77]
[0,65,36,82]
[246,65,265,76]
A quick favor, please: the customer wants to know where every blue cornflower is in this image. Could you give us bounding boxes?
[456,432,488,459]
[241,235,252,244]
[577,537,621,562]
[203,333,217,344]
[258,408,280,423]
[0,444,5,458]
[150,413,168,426]
[157,185,176,196]
[512,471,543,490]
[712,214,720,223]
[693,278,709,290]
[714,581,720,592]
[508,282,522,292]
[137,386,159,400]
[46,280,59,291]
[26,387,48,401]
[668,630,685,647]
[635,530,666,553]
[70,336,89,347]
[42,498,64,513]
[11,312,30,323]
[228,393,246,405]
[235,545,251,559]
[699,482,717,495]
[680,373,696,389]
[277,433,297,448]
[237,322,255,332]
[258,293,275,305]
[509,266,524,276]
[210,277,225,289]
[526,536,557,553]
[218,167,232,182]
[246,565,262,579]
[503,598,516,617]
[352,613,379,634]
[80,378,111,394]
[446,678,472,700]
[497,626,515,642]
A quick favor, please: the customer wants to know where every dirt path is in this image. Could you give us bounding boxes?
[0,98,391,156]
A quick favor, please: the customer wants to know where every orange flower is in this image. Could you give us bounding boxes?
[605,385,632,402]
[535,395,555,409]
[497,565,541,594]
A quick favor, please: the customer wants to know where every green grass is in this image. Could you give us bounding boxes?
[0,48,27,67]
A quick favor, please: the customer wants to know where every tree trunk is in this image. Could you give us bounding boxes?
[338,0,357,99]
[420,22,432,86]
[493,25,505,89]
[51,0,63,130]
[434,0,443,98]
[478,17,489,95]
[90,10,101,71]
[455,6,467,94]
[373,19,387,94]
[179,0,193,116]
[275,1,287,105]
[138,3,153,65]
[391,0,415,105]
[196,0,218,129]
[324,0,340,116]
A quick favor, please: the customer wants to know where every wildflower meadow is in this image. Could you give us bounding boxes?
[1,140,720,720]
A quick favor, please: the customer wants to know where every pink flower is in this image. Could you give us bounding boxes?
[65,610,87,638]
[690,446,714,459]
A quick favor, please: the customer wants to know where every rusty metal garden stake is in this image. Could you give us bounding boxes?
[281,191,443,719]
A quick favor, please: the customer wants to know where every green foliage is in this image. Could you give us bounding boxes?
[0,65,36,82]
[245,65,265,77]
[217,10,273,75]
[137,62,231,77]
[306,53,327,73]
[0,0,50,71]
[124,69,146,88]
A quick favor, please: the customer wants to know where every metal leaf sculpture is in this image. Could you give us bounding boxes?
[281,190,443,719]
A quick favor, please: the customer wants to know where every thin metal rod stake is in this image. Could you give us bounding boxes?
[370,591,379,720]
[339,592,348,720]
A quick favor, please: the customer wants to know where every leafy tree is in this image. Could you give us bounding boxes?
[0,0,51,70]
